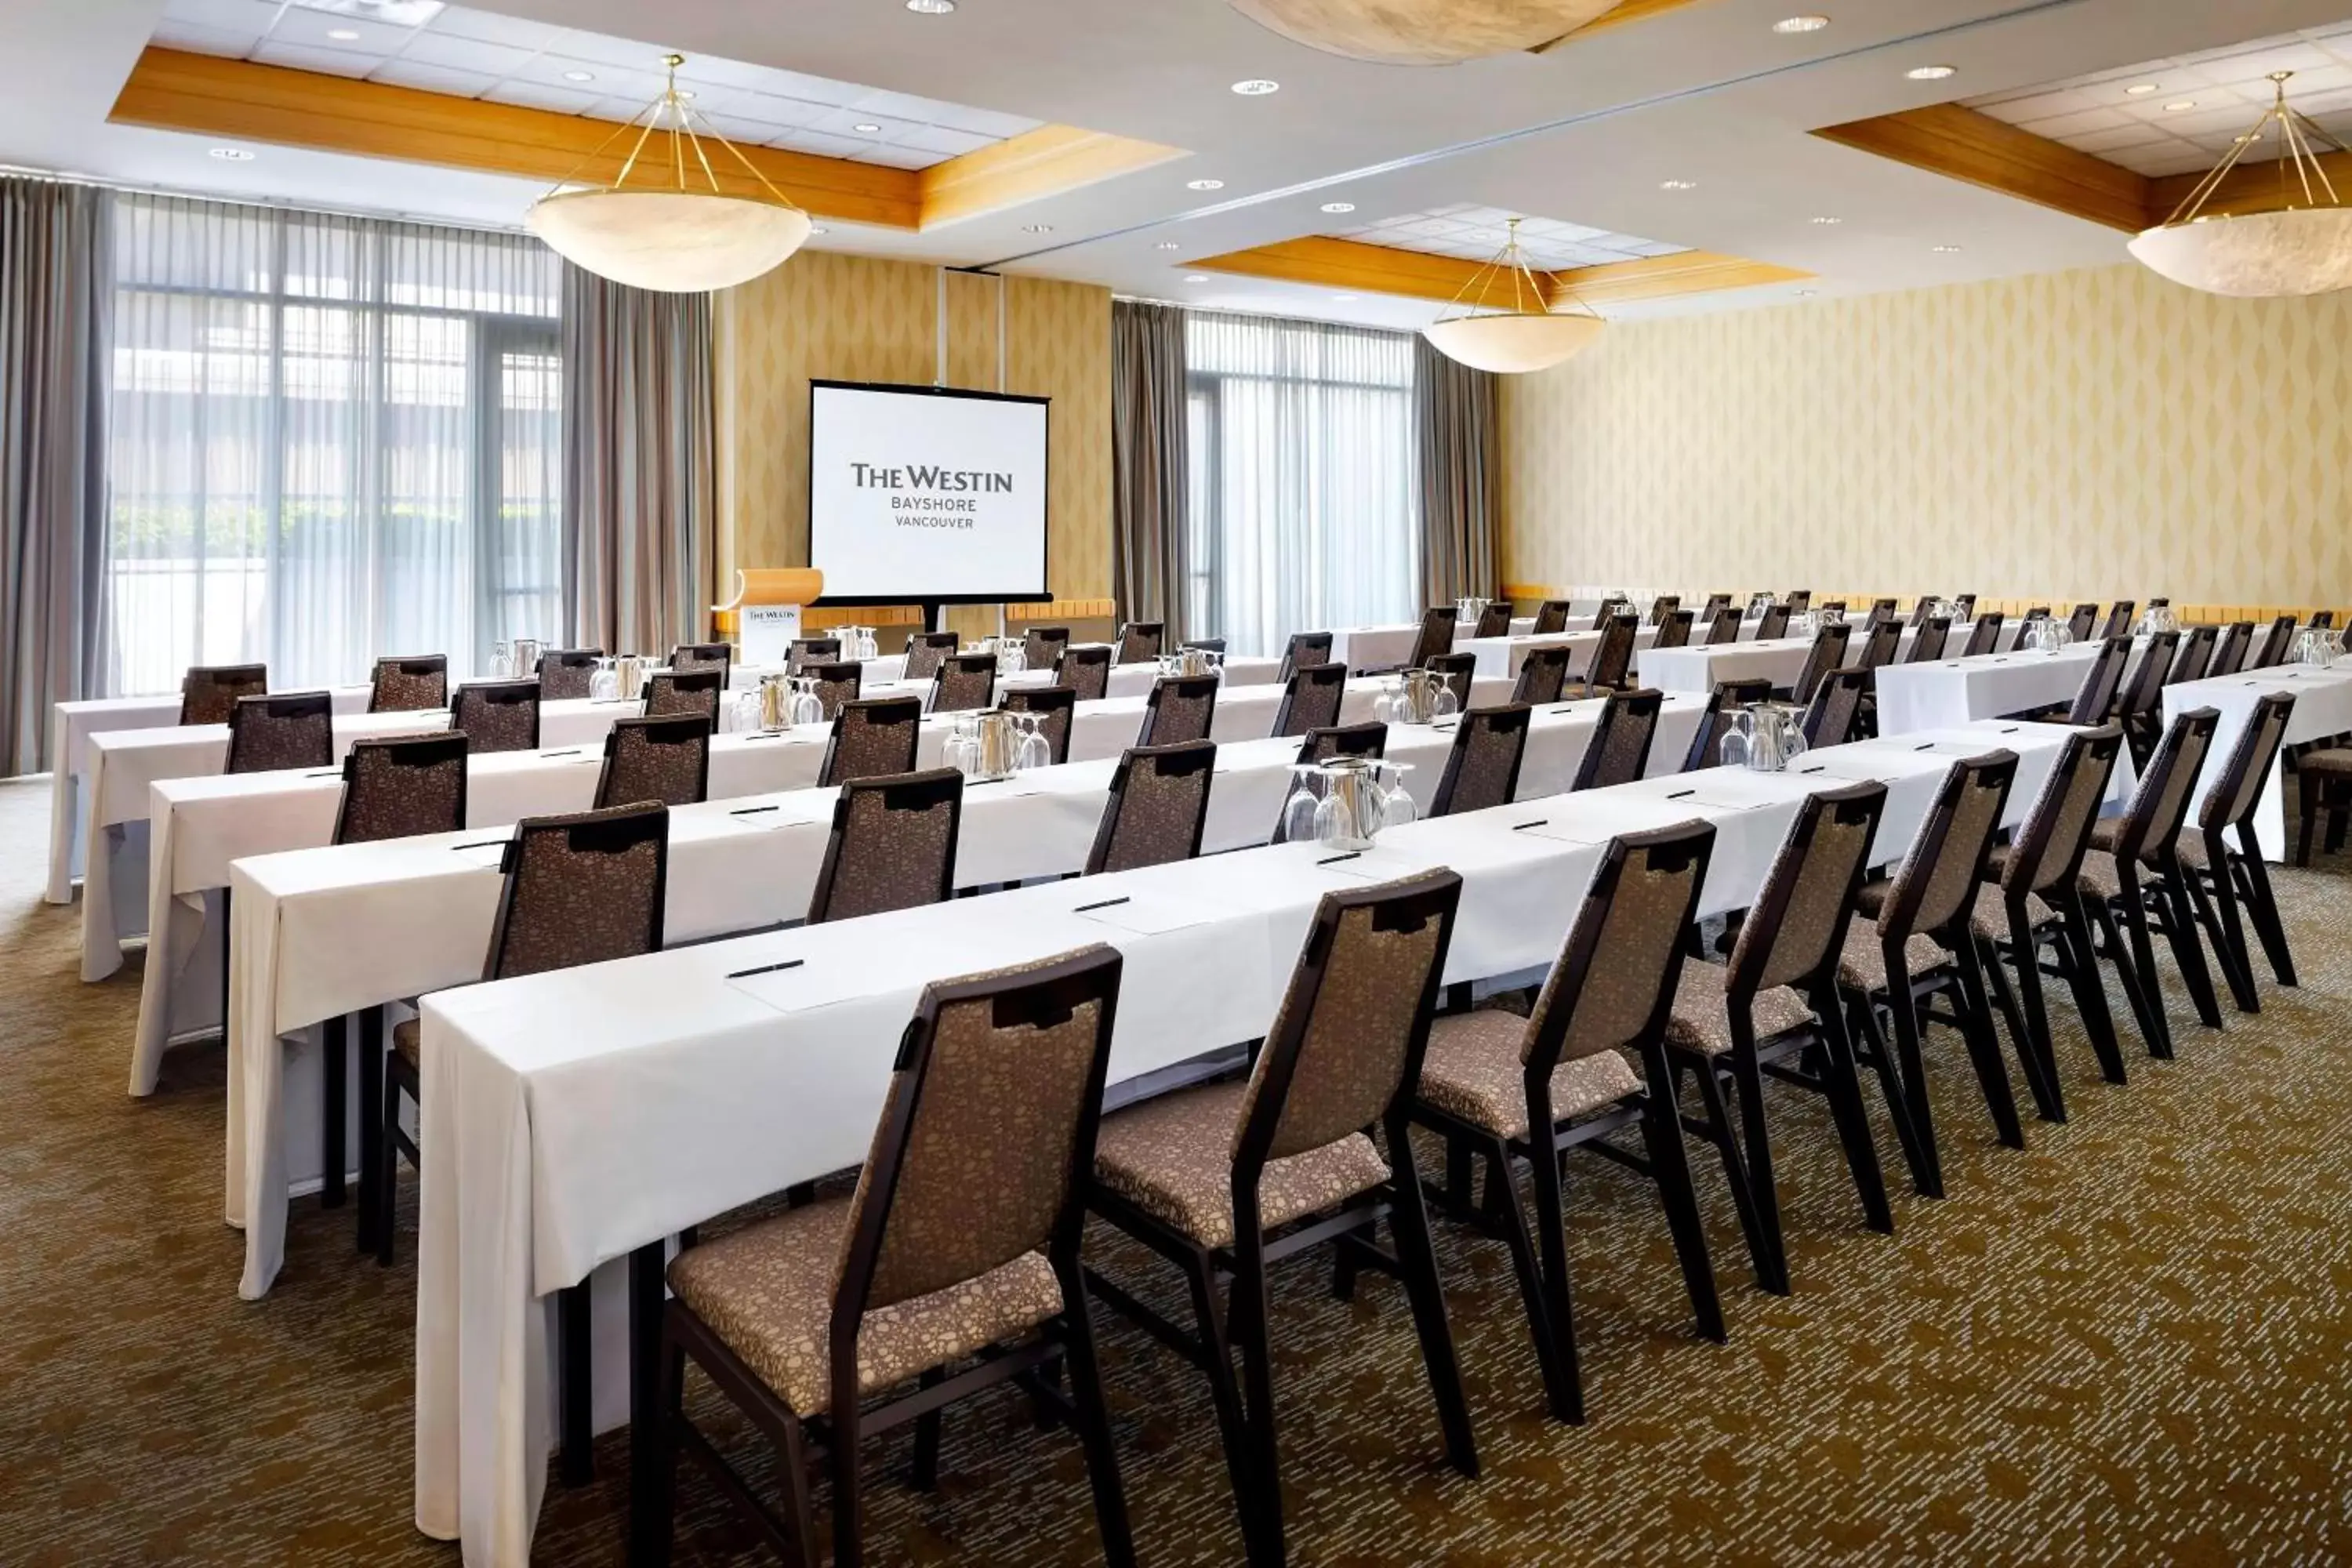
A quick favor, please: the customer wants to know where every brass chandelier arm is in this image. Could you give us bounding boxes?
[1433,216,1602,323]
[2161,71,2349,227]
[535,53,804,212]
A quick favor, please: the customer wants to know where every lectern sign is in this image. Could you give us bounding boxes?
[741,603,802,667]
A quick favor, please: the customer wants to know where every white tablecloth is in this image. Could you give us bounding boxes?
[1637,622,2020,698]
[407,717,2122,1568]
[1461,628,1661,682]
[1320,619,1536,672]
[2163,665,2352,862]
[732,652,1285,703]
[1873,639,2153,735]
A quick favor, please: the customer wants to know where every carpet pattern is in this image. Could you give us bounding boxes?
[2,771,2349,1566]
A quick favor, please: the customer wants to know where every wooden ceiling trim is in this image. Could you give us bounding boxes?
[918,123,1185,228]
[1548,249,1810,307]
[1813,103,2152,232]
[2147,147,2352,220]
[1187,235,1494,304]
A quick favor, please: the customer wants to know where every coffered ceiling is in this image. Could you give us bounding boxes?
[7,0,2352,331]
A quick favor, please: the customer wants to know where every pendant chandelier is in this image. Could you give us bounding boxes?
[2127,71,2352,299]
[525,54,812,294]
[1225,0,1621,65]
[1422,218,1605,374]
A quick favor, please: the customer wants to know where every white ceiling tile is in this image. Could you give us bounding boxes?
[2067,122,2176,154]
[773,129,870,159]
[1986,86,2113,123]
[390,30,539,75]
[2159,104,2270,136]
[2013,106,2135,138]
[2170,31,2297,66]
[149,20,260,56]
[2129,147,2227,176]
[891,124,996,157]
[850,143,942,169]
[688,112,786,145]
[419,5,564,51]
[518,56,669,100]
[368,60,499,96]
[2292,85,2352,114]
[162,0,288,36]
[907,101,1040,140]
[270,8,416,54]
[479,79,600,114]
[532,26,682,71]
[583,94,667,123]
[250,41,383,77]
[808,107,923,140]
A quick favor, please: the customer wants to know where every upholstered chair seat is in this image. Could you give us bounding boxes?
[1091,1081,1389,1250]
[391,1017,420,1069]
[1832,927,1949,991]
[1661,964,1813,1054]
[1414,1009,1642,1140]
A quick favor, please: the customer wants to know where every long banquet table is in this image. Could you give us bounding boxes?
[405,716,2129,1568]
[1635,622,2020,696]
[1873,637,2155,735]
[730,649,1287,702]
[2162,662,2352,861]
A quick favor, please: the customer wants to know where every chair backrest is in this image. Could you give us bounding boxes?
[1278,630,1335,681]
[1298,722,1387,764]
[1182,637,1227,655]
[1962,612,2003,657]
[645,667,723,724]
[1139,673,1218,746]
[1790,622,1853,703]
[2206,620,2254,677]
[1114,622,1165,664]
[1272,662,1349,737]
[333,731,468,844]
[1953,593,1980,620]
[903,630,960,681]
[804,661,864,720]
[1865,597,1899,626]
[1871,751,2017,946]
[1511,644,1574,706]
[1755,602,1792,641]
[931,652,999,713]
[1085,740,1216,874]
[1472,602,1513,639]
[1432,702,1531,816]
[180,663,267,725]
[1650,608,1695,652]
[536,648,604,700]
[807,768,964,924]
[2021,605,2051,626]
[227,691,335,774]
[1817,601,1849,616]
[1726,781,1888,996]
[1705,606,1744,645]
[484,801,668,981]
[594,713,712,810]
[1573,687,1664,790]
[1519,822,1715,1085]
[833,946,1122,1337]
[1056,644,1112,701]
[2252,614,2297,669]
[451,678,541,754]
[1595,595,1632,625]
[2108,706,2220,867]
[1713,676,1773,707]
[786,638,840,676]
[1784,590,1812,612]
[1906,596,1936,628]
[1701,592,1733,619]
[2310,609,2335,630]
[1232,871,1461,1174]
[1425,652,1478,710]
[2165,625,2215,686]
[2116,630,2179,719]
[2200,692,2295,834]
[1407,606,1458,670]
[1022,626,1071,670]
[369,655,448,713]
[1000,684,1076,764]
[1801,666,1870,748]
[1533,600,1574,636]
[818,696,924,786]
[1907,615,1952,663]
[1999,723,2125,898]
[2100,601,2137,641]
[1856,620,1902,673]
[1586,613,1639,691]
[1680,691,1741,773]
[672,642,733,684]
[2065,603,2100,642]
[2065,637,2132,725]
[1645,594,1682,628]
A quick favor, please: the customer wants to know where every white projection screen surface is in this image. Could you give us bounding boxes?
[808,381,1051,604]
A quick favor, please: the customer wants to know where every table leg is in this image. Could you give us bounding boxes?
[355,1007,384,1254]
[628,1239,671,1568]
[561,1284,595,1486]
[321,1014,347,1210]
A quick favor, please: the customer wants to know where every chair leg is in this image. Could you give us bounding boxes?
[1384,1130,1479,1473]
[355,1007,384,1254]
[321,1013,348,1210]
[1061,1278,1138,1568]
[1950,944,2025,1150]
[2192,858,2261,1014]
[772,1411,823,1568]
[831,1407,865,1568]
[2233,845,2298,987]
[1854,987,1939,1199]
[1683,1053,1782,1294]
[1813,996,1894,1236]
[2156,863,2224,1029]
[1506,1134,1585,1425]
[1182,1250,1267,1564]
[559,1283,595,1486]
[1637,1051,1726,1343]
[376,1069,405,1268]
[644,1312,682,1567]
[2056,899,2129,1085]
[909,1367,945,1491]
[2101,891,2169,1061]
[1981,932,2062,1124]
[1729,1039,1793,1294]
[1226,1234,1287,1568]
[2296,771,2321,865]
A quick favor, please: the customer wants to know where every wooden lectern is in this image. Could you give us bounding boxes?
[713,568,824,666]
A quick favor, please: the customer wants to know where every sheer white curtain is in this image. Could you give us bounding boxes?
[1183,311,1419,656]
[104,194,561,695]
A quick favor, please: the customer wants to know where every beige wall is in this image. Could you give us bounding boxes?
[1498,263,2352,608]
[711,249,1113,637]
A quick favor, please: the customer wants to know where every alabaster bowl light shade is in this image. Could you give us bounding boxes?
[1227,0,1621,64]
[1423,311,1604,374]
[2128,208,2352,299]
[526,190,812,294]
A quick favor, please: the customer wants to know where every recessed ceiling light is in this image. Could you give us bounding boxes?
[1660,179,1697,191]
[2165,100,2198,113]
[327,27,360,40]
[1185,274,1210,282]
[1231,78,1279,95]
[1187,179,1225,191]
[1773,14,1829,32]
[853,122,881,132]
[1022,223,1053,234]
[1907,64,1956,81]
[809,226,829,235]
[906,0,957,12]
[1811,215,1842,225]
[1155,241,1181,249]
[1333,293,1358,301]
[2125,83,2159,96]
[564,70,595,82]
[1320,201,1356,212]
[208,147,254,161]
[1932,244,1962,253]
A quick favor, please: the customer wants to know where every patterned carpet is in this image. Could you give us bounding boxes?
[3,769,2350,1566]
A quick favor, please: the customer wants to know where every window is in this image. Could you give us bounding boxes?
[1184,311,1418,655]
[104,194,561,695]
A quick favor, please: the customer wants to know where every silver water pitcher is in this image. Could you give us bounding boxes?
[593,653,652,702]
[1376,667,1456,726]
[1720,702,1808,771]
[1280,757,1416,851]
[1455,594,1491,627]
[1158,645,1223,681]
[509,637,544,681]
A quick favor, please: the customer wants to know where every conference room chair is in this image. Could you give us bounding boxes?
[818,696,923,787]
[1755,602,1793,641]
[1114,621,1166,664]
[2076,708,2224,1060]
[2165,625,2216,686]
[1644,593,1682,628]
[1572,688,1664,791]
[1298,722,1386,764]
[784,637,840,676]
[1431,702,1531,817]
[1533,600,1576,636]
[2206,620,2255,677]
[1961,612,2004,658]
[2310,609,2335,630]
[672,641,734,684]
[1715,675,1774,708]
[1272,662,1348,737]
[1000,684,1076,764]
[1562,614,1639,699]
[1406,605,1459,671]
[903,630,960,681]
[1024,625,1072,670]
[449,677,541,757]
[368,655,448,713]
[1700,591,1734,621]
[1139,673,1218,746]
[1802,666,1871,748]
[653,947,1134,1568]
[1783,590,1813,613]
[1864,597,1899,626]
[1817,601,1848,617]
[806,768,964,924]
[2064,637,2134,726]
[1472,602,1514,639]
[2187,693,2296,1001]
[1664,782,1890,1296]
[1426,651,1478,711]
[1183,637,1229,655]
[1856,619,1902,674]
[801,661,863,720]
[1971,724,2128,1125]
[536,648,604,700]
[1680,691,1742,774]
[1782,622,1852,705]
[931,652,999,713]
[1511,644,1573,706]
[1410,821,1723,1425]
[2100,601,2138,641]
[2114,630,2181,767]
[1907,614,1954,664]
[1595,596,1632,627]
[2251,614,2298,669]
[1836,750,2024,1197]
[227,691,334,773]
[645,667,724,726]
[180,662,268,725]
[593,713,712,811]
[1277,630,1334,680]
[1704,606,1744,646]
[2065,604,2100,643]
[1085,872,1475,1568]
[1651,608,1696,652]
[1953,594,1980,620]
[1058,644,1112,702]
[1085,740,1216,874]
[1906,595,1937,629]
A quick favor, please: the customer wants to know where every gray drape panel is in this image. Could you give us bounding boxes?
[1111,299,1189,639]
[1,178,111,776]
[1414,336,1499,606]
[561,265,715,658]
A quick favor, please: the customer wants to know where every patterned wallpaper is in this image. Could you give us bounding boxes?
[710,249,1113,621]
[1497,263,2352,604]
